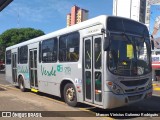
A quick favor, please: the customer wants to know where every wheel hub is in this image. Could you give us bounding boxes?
[66,87,75,101]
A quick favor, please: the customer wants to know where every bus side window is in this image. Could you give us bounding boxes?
[68,50,79,61]
[59,36,67,61]
[42,38,57,63]
[67,33,79,61]
[59,32,79,62]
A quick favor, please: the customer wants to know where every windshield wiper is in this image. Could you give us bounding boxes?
[121,33,133,43]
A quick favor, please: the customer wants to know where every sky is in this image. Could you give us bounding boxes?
[150,4,160,38]
[0,0,113,34]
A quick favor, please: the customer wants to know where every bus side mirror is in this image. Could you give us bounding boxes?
[151,35,154,50]
[103,37,110,51]
[151,40,154,50]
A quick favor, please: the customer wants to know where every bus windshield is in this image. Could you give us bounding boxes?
[108,33,151,76]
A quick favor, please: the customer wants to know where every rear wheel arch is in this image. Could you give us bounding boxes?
[60,79,78,107]
[63,83,78,107]
[60,79,73,100]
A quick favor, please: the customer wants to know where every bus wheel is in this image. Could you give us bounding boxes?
[64,83,78,107]
[19,76,26,92]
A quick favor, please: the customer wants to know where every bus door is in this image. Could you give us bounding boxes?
[84,35,103,106]
[29,49,38,89]
[12,53,17,84]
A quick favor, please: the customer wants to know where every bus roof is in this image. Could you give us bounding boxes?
[6,15,146,50]
[6,15,109,50]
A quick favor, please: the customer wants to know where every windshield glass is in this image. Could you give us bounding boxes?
[108,33,151,76]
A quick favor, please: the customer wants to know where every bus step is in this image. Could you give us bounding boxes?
[31,88,38,93]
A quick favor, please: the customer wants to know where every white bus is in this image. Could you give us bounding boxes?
[6,15,152,109]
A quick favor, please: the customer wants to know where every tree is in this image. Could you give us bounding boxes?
[0,28,45,60]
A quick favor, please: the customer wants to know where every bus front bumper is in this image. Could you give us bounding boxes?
[103,88,152,109]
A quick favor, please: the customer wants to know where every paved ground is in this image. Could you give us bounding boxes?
[0,72,160,120]
[0,86,100,120]
[0,71,10,85]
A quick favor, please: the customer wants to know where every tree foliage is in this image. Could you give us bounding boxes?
[0,28,45,60]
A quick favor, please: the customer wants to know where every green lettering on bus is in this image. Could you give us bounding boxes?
[41,65,56,76]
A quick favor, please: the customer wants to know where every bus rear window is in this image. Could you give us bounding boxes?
[6,50,11,64]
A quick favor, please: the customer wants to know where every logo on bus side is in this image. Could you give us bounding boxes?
[41,65,56,76]
[57,65,71,74]
[57,65,63,72]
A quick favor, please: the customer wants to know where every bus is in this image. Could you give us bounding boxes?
[5,15,152,109]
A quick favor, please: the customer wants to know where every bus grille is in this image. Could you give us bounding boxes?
[128,94,143,101]
[125,87,145,93]
[120,78,148,87]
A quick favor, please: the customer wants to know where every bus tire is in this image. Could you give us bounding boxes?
[64,83,78,107]
[19,76,26,92]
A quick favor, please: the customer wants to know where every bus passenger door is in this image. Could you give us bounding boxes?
[12,53,17,84]
[29,49,38,89]
[84,35,103,106]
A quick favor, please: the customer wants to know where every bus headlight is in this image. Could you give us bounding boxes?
[107,81,124,95]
